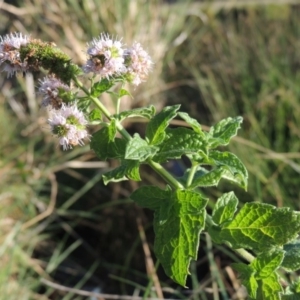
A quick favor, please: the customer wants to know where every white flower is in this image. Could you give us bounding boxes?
[0,32,30,77]
[124,42,153,86]
[48,104,89,150]
[82,33,126,78]
[39,76,71,109]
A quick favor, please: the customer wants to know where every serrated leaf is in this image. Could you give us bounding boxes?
[212,192,238,225]
[89,108,102,122]
[103,160,141,184]
[221,203,300,251]
[153,128,207,163]
[251,251,284,280]
[146,105,180,145]
[209,150,248,190]
[208,116,243,148]
[232,263,258,299]
[189,166,227,189]
[153,190,208,286]
[256,273,282,300]
[91,78,114,97]
[90,127,126,160]
[282,240,300,272]
[132,187,208,286]
[177,112,206,136]
[130,185,171,210]
[125,134,158,161]
[115,105,156,122]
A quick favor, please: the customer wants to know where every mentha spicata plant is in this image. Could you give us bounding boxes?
[1,32,300,299]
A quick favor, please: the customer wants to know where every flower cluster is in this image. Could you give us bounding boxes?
[48,104,89,150]
[83,34,153,86]
[0,32,30,77]
[1,32,154,150]
[39,76,72,109]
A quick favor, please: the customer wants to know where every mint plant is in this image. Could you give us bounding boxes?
[1,32,300,299]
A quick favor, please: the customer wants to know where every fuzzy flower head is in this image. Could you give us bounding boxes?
[48,104,89,150]
[0,32,30,77]
[82,33,125,78]
[39,76,72,109]
[124,42,153,86]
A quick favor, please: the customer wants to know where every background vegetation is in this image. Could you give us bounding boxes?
[1,0,300,299]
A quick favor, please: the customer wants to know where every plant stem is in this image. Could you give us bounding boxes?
[233,248,255,263]
[147,160,184,190]
[186,163,198,188]
[73,76,184,190]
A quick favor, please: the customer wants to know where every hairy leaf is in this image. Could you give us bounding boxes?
[115,105,156,122]
[208,116,243,148]
[212,192,238,225]
[251,251,284,280]
[221,203,300,250]
[125,134,158,161]
[131,187,208,286]
[91,78,114,96]
[189,167,227,189]
[282,240,300,272]
[89,108,102,122]
[146,105,180,145]
[90,127,126,160]
[256,273,282,300]
[232,263,258,299]
[177,112,206,136]
[103,160,141,184]
[209,151,248,190]
[153,128,207,163]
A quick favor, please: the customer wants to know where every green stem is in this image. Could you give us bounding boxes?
[147,160,184,190]
[186,163,198,188]
[73,76,183,190]
[233,248,255,263]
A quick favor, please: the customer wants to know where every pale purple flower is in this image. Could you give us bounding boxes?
[124,42,153,86]
[0,32,30,77]
[82,33,126,78]
[39,76,71,109]
[48,104,89,150]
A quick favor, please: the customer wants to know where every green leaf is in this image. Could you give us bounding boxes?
[153,128,207,163]
[88,108,102,122]
[90,127,126,160]
[103,160,141,184]
[232,263,258,299]
[209,150,248,190]
[119,88,131,98]
[282,240,300,272]
[132,187,208,286]
[130,186,171,210]
[177,112,206,136]
[251,251,284,280]
[221,203,300,251]
[208,116,243,148]
[189,166,227,189]
[256,273,282,300]
[153,190,208,286]
[91,78,114,97]
[212,192,238,225]
[146,105,180,145]
[125,134,158,161]
[115,105,156,122]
